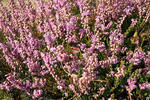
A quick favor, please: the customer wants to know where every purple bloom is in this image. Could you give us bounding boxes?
[100,24,105,31]
[106,21,113,29]
[139,83,150,90]
[0,84,4,90]
[25,80,32,88]
[59,0,66,6]
[78,43,86,51]
[57,53,69,62]
[5,86,13,91]
[126,78,137,93]
[33,89,43,98]
[131,19,137,27]
[57,85,63,90]
[69,84,75,91]
[0,0,149,98]
[43,32,55,46]
[130,49,145,65]
[144,57,150,67]
[139,84,145,90]
[79,29,85,38]
[39,78,46,87]
[96,43,105,52]
[88,44,95,53]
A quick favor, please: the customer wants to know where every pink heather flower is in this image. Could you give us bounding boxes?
[40,70,49,75]
[110,71,115,76]
[79,29,85,38]
[68,34,78,43]
[59,0,67,6]
[144,58,150,67]
[57,85,63,90]
[116,65,125,78]
[0,0,149,98]
[139,84,145,90]
[57,53,68,62]
[88,44,95,53]
[100,24,105,31]
[139,83,150,90]
[69,84,75,91]
[27,60,41,73]
[131,19,137,27]
[98,87,105,95]
[82,11,91,16]
[64,64,72,73]
[106,21,113,29]
[32,78,39,88]
[124,8,131,15]
[37,25,43,33]
[130,50,145,65]
[65,92,68,97]
[33,89,43,98]
[66,22,75,32]
[43,32,55,45]
[103,32,108,35]
[110,56,118,64]
[91,35,99,43]
[121,47,127,53]
[84,91,88,95]
[25,80,32,88]
[5,86,13,91]
[0,84,4,90]
[96,43,105,52]
[39,78,46,87]
[126,78,137,93]
[70,16,77,24]
[78,43,86,51]
[83,72,88,77]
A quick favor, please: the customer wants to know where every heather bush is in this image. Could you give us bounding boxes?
[0,0,150,99]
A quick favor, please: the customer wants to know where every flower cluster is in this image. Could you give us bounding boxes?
[126,78,137,93]
[0,0,150,99]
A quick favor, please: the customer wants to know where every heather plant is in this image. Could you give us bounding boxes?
[0,0,150,99]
